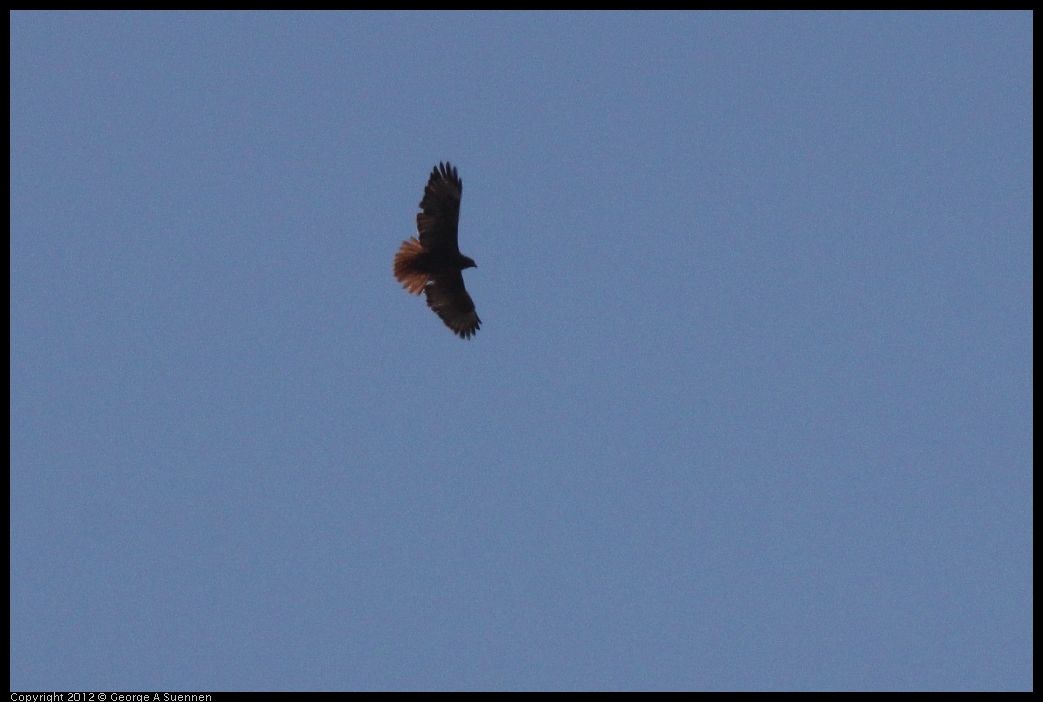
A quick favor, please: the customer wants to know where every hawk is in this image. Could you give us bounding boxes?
[393,162,481,339]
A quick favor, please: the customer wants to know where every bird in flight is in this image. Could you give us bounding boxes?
[394,162,481,339]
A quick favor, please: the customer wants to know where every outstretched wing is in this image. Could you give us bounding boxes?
[416,162,462,251]
[425,271,481,339]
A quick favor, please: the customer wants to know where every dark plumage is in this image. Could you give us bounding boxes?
[394,162,481,339]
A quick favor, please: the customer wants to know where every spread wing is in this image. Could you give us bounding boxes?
[425,271,481,339]
[416,162,462,251]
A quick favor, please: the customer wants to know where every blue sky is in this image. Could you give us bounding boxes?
[10,12,1032,691]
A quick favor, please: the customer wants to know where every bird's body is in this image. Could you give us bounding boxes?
[394,162,481,339]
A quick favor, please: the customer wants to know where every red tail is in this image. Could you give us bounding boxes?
[394,238,428,294]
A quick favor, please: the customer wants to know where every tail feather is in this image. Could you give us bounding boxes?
[394,238,428,295]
